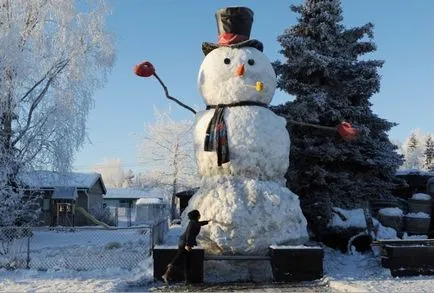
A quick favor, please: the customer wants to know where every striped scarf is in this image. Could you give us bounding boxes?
[204,101,268,166]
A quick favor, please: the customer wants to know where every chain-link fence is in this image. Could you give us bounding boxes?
[105,202,170,228]
[0,227,32,270]
[0,220,168,271]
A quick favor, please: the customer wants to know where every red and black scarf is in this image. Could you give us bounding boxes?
[204,101,267,166]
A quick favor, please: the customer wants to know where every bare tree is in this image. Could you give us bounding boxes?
[0,0,115,172]
[0,0,115,225]
[139,108,199,220]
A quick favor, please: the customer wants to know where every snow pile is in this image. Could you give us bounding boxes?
[328,207,367,228]
[124,257,154,287]
[406,212,430,218]
[373,218,398,240]
[411,193,432,200]
[182,176,308,255]
[402,233,428,239]
[378,207,404,217]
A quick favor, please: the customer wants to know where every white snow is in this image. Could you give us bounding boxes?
[198,47,276,105]
[269,245,321,249]
[374,218,398,240]
[189,45,308,255]
[406,212,431,218]
[412,193,432,200]
[402,233,429,239]
[4,235,434,292]
[328,207,367,228]
[194,107,289,182]
[181,176,309,255]
[20,170,103,190]
[0,227,154,292]
[379,207,404,217]
[136,197,164,204]
[324,247,434,292]
[1,224,434,291]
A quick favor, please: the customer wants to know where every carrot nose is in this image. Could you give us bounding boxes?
[236,64,245,76]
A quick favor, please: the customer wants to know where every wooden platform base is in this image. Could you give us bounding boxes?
[153,245,324,283]
[269,246,324,282]
[374,239,434,277]
[153,246,204,283]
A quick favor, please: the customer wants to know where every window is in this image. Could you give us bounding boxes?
[42,198,51,211]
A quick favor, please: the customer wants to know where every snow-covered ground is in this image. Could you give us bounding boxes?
[1,224,434,292]
[2,247,434,292]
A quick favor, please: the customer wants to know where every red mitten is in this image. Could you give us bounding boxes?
[134,61,155,77]
[337,121,359,140]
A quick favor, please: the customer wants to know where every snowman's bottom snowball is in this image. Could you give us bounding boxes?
[182,176,309,255]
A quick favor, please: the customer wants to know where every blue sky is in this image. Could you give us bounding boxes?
[73,0,434,173]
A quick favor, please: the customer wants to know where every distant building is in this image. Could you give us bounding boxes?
[395,169,434,198]
[20,171,107,226]
[103,188,169,226]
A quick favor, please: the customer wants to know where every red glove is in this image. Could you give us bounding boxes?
[134,61,155,77]
[337,121,358,140]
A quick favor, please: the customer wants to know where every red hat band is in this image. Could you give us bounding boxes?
[218,33,249,46]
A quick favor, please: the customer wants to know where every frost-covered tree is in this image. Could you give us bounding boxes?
[272,0,403,238]
[1,0,114,171]
[0,0,115,226]
[93,158,127,188]
[123,169,135,188]
[408,133,418,150]
[425,136,434,171]
[401,129,426,170]
[139,108,199,220]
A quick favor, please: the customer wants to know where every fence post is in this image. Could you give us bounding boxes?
[149,224,154,256]
[26,234,31,269]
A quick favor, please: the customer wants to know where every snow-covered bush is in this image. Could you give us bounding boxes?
[378,207,404,217]
[411,193,431,200]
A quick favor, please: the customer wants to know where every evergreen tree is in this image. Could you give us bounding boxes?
[408,133,418,150]
[425,136,434,171]
[272,0,403,239]
[402,130,425,170]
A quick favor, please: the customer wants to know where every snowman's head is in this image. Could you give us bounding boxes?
[198,46,276,106]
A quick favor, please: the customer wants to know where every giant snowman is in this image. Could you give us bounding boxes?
[181,7,309,255]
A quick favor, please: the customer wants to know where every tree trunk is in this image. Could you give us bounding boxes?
[3,70,14,151]
[170,143,180,221]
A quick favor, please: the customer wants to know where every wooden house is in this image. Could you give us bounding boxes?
[20,171,107,226]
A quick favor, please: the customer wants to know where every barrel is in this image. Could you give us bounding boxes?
[408,199,433,215]
[405,215,431,235]
[378,212,404,232]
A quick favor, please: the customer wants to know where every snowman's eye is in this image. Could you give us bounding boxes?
[224,58,231,65]
[248,59,255,66]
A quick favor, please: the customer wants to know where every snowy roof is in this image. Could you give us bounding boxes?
[136,197,165,205]
[396,169,434,176]
[19,170,106,192]
[103,187,167,200]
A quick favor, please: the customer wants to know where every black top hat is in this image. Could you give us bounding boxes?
[202,7,263,55]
